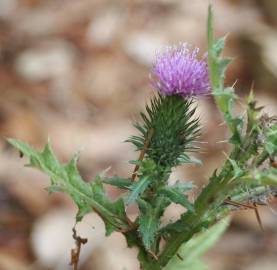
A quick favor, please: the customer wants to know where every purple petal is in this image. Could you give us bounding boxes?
[151,43,211,97]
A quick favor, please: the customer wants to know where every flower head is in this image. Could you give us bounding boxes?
[151,43,211,97]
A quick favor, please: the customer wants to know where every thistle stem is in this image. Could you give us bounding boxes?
[131,128,154,180]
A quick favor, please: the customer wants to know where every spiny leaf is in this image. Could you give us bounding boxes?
[159,186,194,212]
[126,176,151,204]
[246,91,260,133]
[264,124,277,156]
[208,5,231,95]
[228,158,244,179]
[212,87,237,116]
[138,199,160,250]
[8,139,128,234]
[138,197,169,251]
[207,5,243,144]
[171,182,194,192]
[103,176,133,190]
[241,168,277,186]
[177,154,202,165]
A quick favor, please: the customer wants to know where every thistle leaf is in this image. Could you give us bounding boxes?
[103,176,133,190]
[126,176,151,204]
[242,168,277,186]
[228,158,244,179]
[207,6,243,144]
[264,124,277,156]
[159,186,194,212]
[177,154,202,165]
[138,197,169,251]
[8,139,128,235]
[171,182,194,192]
[138,199,160,250]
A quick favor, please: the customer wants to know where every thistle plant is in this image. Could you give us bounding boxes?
[8,6,277,270]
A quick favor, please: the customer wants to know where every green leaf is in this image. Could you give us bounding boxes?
[208,5,231,95]
[208,5,244,144]
[138,199,160,250]
[137,249,162,270]
[212,87,236,115]
[264,124,277,156]
[8,139,129,235]
[242,168,277,186]
[213,36,226,55]
[138,197,169,251]
[246,91,259,133]
[103,176,133,189]
[76,204,92,222]
[163,217,230,270]
[90,177,129,235]
[8,138,39,159]
[172,182,194,192]
[228,158,244,179]
[126,176,151,204]
[177,154,202,165]
[159,186,194,212]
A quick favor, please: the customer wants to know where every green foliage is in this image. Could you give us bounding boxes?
[159,186,194,212]
[158,6,277,267]
[262,118,277,157]
[126,176,152,204]
[207,6,232,106]
[208,6,243,145]
[127,94,201,168]
[138,197,168,251]
[163,218,230,270]
[242,168,277,186]
[7,5,277,270]
[103,176,133,189]
[8,139,129,235]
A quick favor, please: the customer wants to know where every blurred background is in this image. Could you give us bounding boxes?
[0,0,276,269]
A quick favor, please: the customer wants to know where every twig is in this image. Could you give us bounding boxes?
[70,227,88,270]
[224,199,264,231]
[131,128,154,181]
[253,202,264,232]
[224,199,256,210]
[148,250,159,261]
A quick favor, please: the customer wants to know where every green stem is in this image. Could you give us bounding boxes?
[230,186,269,202]
[159,222,198,266]
[159,178,226,266]
[139,251,162,270]
[159,143,246,266]
[159,178,271,267]
[133,235,162,270]
[255,150,269,167]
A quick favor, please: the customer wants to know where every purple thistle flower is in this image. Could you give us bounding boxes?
[151,43,211,97]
